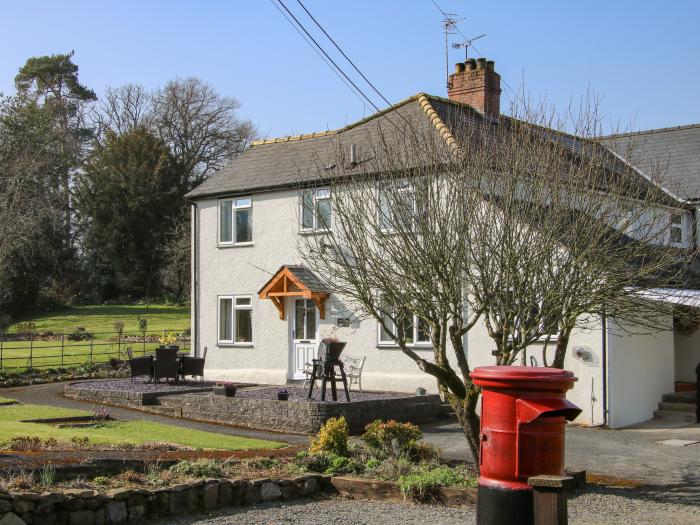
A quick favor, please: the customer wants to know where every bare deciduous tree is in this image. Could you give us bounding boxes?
[152,77,256,189]
[298,96,695,466]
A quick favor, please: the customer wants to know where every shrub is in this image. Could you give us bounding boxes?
[362,420,422,459]
[158,331,178,345]
[169,459,224,478]
[91,405,110,427]
[293,451,333,473]
[15,321,36,334]
[373,457,414,481]
[309,416,349,456]
[67,327,93,341]
[113,321,125,336]
[398,467,475,502]
[246,457,280,469]
[93,476,110,485]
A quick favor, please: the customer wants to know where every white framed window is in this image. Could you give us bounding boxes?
[219,197,252,245]
[301,188,332,231]
[218,295,253,345]
[378,180,416,232]
[670,212,686,246]
[378,309,431,347]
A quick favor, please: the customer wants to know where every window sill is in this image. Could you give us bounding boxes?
[299,229,332,236]
[217,342,254,348]
[217,242,254,248]
[377,343,433,350]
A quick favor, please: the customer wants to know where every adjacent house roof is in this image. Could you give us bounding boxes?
[601,124,700,202]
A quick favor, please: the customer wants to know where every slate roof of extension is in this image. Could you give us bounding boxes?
[186,93,698,205]
[601,124,700,202]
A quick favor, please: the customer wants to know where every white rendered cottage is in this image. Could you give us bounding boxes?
[186,59,700,428]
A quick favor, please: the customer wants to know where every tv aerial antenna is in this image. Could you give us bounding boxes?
[440,12,464,89]
[452,33,487,61]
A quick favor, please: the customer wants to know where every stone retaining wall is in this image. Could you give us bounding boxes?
[63,383,209,408]
[179,393,443,434]
[64,382,442,435]
[0,474,330,525]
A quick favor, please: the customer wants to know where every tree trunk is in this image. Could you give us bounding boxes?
[446,390,481,472]
[552,329,571,369]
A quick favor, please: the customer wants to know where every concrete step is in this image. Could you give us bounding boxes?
[653,410,695,422]
[662,392,696,403]
[658,402,696,412]
[438,403,456,419]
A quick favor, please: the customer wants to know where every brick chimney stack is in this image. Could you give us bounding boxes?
[447,58,501,118]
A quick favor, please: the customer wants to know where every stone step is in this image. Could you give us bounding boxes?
[142,405,183,418]
[653,410,696,422]
[661,392,696,403]
[658,402,696,412]
[156,395,186,406]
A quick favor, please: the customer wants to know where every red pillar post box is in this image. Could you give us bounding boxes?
[470,366,581,525]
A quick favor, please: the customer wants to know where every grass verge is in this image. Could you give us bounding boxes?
[9,304,190,334]
[0,403,284,451]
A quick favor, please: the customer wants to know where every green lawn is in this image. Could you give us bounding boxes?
[9,304,190,334]
[0,396,15,405]
[1,304,191,372]
[0,403,284,451]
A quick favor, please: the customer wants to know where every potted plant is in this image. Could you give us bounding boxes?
[277,388,290,401]
[214,382,237,397]
[320,336,346,362]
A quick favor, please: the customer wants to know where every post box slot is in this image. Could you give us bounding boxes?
[515,398,582,424]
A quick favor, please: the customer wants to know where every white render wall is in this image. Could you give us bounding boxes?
[674,328,700,383]
[193,186,675,429]
[606,314,674,428]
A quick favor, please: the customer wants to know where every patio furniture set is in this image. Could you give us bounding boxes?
[127,346,206,383]
[125,339,365,402]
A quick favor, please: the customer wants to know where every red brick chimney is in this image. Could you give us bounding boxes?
[447,57,501,118]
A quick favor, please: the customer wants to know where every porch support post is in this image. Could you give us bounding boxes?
[270,296,286,320]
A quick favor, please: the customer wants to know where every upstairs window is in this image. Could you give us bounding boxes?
[670,212,685,246]
[218,295,253,344]
[301,188,332,231]
[378,180,416,232]
[219,197,252,245]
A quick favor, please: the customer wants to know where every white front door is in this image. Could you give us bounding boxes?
[291,298,318,380]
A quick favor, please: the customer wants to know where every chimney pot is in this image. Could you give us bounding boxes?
[476,58,487,70]
[466,58,477,70]
[455,62,466,73]
[486,60,495,72]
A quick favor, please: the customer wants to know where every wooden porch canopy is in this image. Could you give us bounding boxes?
[258,265,330,320]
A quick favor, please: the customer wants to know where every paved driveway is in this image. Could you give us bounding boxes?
[421,419,700,490]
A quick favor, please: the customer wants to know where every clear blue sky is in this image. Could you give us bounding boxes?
[1,1,698,138]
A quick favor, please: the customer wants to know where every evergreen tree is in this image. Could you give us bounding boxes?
[75,127,185,300]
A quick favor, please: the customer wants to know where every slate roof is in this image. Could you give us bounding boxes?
[257,265,329,295]
[187,93,697,206]
[285,265,329,293]
[186,94,469,200]
[601,124,700,201]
